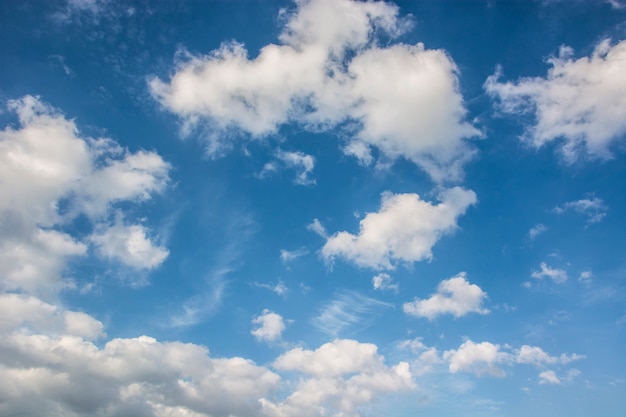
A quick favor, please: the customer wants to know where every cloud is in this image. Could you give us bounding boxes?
[252,309,287,343]
[0,95,169,294]
[261,150,316,185]
[531,262,568,284]
[443,340,510,377]
[579,270,593,283]
[516,345,559,367]
[0,293,104,340]
[90,218,169,270]
[403,272,489,319]
[0,332,280,417]
[266,339,414,417]
[372,273,399,293]
[307,218,328,238]
[254,280,289,297]
[553,195,608,225]
[280,248,309,263]
[529,224,547,240]
[397,338,442,376]
[312,290,392,337]
[320,187,477,270]
[539,370,561,384]
[485,39,626,162]
[150,0,479,182]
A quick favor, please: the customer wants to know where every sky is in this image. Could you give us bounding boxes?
[1,0,626,416]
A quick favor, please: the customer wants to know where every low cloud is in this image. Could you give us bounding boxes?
[320,187,477,270]
[251,309,286,342]
[403,272,489,319]
[150,0,479,182]
[486,39,626,162]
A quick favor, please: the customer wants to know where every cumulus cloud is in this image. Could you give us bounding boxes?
[150,0,479,182]
[443,340,510,377]
[0,96,170,294]
[265,339,414,417]
[531,262,568,284]
[371,273,399,293]
[0,333,280,417]
[319,187,476,270]
[252,309,287,342]
[539,370,561,384]
[485,39,626,162]
[553,195,607,225]
[403,272,489,319]
[90,220,169,270]
[0,293,104,339]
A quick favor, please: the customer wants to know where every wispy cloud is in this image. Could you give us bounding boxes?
[312,290,393,336]
[553,195,608,225]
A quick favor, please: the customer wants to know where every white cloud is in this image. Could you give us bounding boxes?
[90,219,169,270]
[531,262,568,284]
[397,338,442,376]
[372,273,399,293]
[485,39,626,162]
[443,340,510,377]
[539,370,561,384]
[0,293,104,340]
[403,272,489,319]
[0,332,280,417]
[516,345,558,367]
[320,187,477,270]
[266,339,414,417]
[529,224,547,240]
[553,196,608,225]
[150,0,479,182]
[0,96,170,294]
[251,309,287,342]
[276,150,316,185]
[312,291,392,336]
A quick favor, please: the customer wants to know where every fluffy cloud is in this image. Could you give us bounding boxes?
[403,272,489,319]
[443,340,510,377]
[0,293,104,339]
[553,195,607,225]
[485,39,626,162]
[539,370,561,384]
[90,220,169,270]
[0,96,170,295]
[320,187,476,270]
[150,0,479,182]
[371,273,398,293]
[0,332,279,417]
[0,96,170,293]
[266,339,414,417]
[531,262,568,284]
[252,309,286,342]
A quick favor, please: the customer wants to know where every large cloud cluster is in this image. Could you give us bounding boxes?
[486,39,626,161]
[150,0,479,182]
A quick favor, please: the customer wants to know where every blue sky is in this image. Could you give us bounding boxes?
[1,0,625,416]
